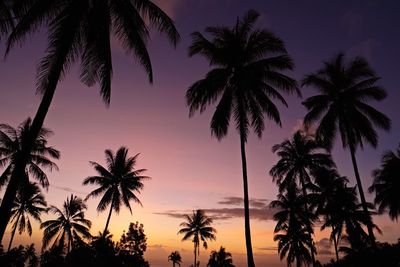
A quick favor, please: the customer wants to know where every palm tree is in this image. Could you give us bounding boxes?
[83,147,149,237]
[41,194,91,253]
[0,0,179,242]
[270,130,334,194]
[0,118,60,189]
[178,209,216,267]
[369,144,400,221]
[7,182,47,251]
[168,251,182,267]
[207,247,235,267]
[0,0,13,40]
[302,53,391,246]
[186,10,298,267]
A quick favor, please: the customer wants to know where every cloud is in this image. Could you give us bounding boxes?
[341,11,364,35]
[256,246,277,251]
[155,196,276,222]
[292,119,316,138]
[315,238,334,255]
[50,184,88,196]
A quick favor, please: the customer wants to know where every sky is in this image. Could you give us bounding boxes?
[0,0,400,266]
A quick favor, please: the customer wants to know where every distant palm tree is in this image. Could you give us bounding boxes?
[271,186,316,267]
[302,53,391,246]
[369,144,400,221]
[24,243,39,267]
[178,209,216,267]
[7,182,47,251]
[186,10,298,267]
[0,0,179,242]
[270,130,334,194]
[83,147,149,237]
[0,118,60,189]
[207,247,235,267]
[41,194,91,253]
[311,168,348,261]
[168,251,182,267]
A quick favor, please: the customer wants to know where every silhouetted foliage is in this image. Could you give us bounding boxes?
[207,247,235,267]
[186,9,298,267]
[369,144,400,221]
[41,194,91,253]
[83,147,149,237]
[0,244,39,267]
[302,53,391,246]
[178,209,216,267]
[168,251,182,267]
[117,222,149,267]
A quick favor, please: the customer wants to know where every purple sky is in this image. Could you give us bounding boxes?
[0,1,399,266]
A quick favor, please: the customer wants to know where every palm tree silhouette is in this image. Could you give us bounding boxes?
[271,185,316,267]
[369,144,400,221]
[311,168,348,261]
[0,118,60,190]
[0,0,179,242]
[168,251,182,267]
[186,10,298,266]
[207,246,235,267]
[7,182,47,252]
[83,147,149,237]
[41,194,91,253]
[0,0,13,39]
[302,53,391,247]
[178,209,216,267]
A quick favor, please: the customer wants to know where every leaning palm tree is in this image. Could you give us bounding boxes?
[270,130,334,194]
[41,194,91,253]
[7,182,47,251]
[302,53,391,246]
[0,118,60,189]
[186,10,298,267]
[0,0,179,242]
[178,209,216,267]
[369,144,400,221]
[207,247,235,267]
[168,251,182,267]
[83,147,149,237]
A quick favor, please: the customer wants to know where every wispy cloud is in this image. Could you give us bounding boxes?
[155,196,276,221]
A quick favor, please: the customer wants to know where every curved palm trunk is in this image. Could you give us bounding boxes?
[0,14,78,243]
[349,145,376,248]
[103,204,114,238]
[239,130,256,267]
[7,213,21,252]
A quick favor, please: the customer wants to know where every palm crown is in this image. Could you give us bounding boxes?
[83,147,149,235]
[41,194,91,252]
[0,118,60,189]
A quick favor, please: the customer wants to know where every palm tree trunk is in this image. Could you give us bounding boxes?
[239,129,256,267]
[332,227,339,262]
[349,144,376,248]
[194,243,197,267]
[103,204,114,238]
[7,213,21,252]
[0,42,70,243]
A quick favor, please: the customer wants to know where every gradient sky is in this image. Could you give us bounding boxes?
[0,1,400,266]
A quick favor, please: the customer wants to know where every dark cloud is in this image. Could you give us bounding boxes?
[50,184,88,195]
[315,238,334,255]
[256,246,277,251]
[155,196,276,221]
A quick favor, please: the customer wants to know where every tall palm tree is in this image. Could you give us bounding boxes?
[0,118,60,189]
[207,247,235,267]
[270,130,334,194]
[369,144,400,221]
[178,209,216,267]
[302,53,391,246]
[41,194,91,253]
[7,182,47,251]
[168,251,182,267]
[83,147,149,237]
[0,0,179,242]
[186,10,298,267]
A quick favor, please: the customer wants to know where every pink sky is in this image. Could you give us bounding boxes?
[1,1,400,266]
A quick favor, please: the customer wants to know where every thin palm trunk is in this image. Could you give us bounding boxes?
[103,203,114,238]
[0,43,69,243]
[7,212,21,252]
[332,227,339,262]
[194,241,197,267]
[239,129,256,267]
[349,144,376,248]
